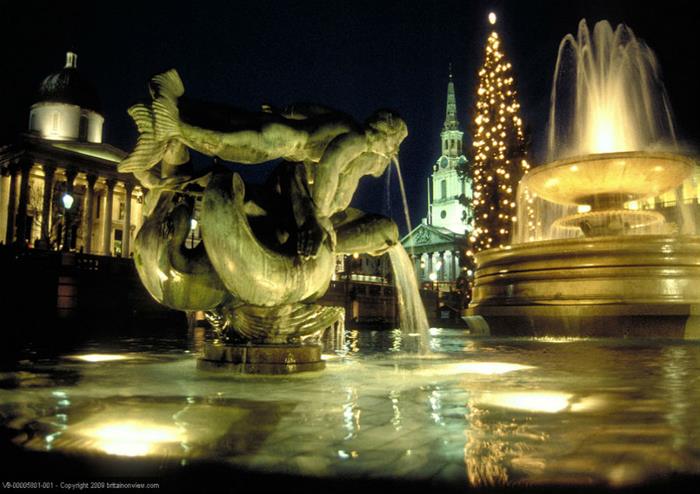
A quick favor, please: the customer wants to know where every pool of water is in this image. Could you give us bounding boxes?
[2,328,700,491]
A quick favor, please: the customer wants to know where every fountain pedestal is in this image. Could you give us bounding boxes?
[197,342,325,374]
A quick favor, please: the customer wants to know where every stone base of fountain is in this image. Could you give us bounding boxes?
[464,235,700,339]
[197,342,325,374]
[465,304,700,338]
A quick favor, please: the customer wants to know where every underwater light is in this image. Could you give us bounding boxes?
[81,421,184,457]
[478,391,573,413]
[67,354,130,363]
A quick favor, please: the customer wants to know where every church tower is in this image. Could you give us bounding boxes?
[428,67,471,234]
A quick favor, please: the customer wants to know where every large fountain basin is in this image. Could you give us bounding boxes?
[466,235,700,338]
[522,152,694,206]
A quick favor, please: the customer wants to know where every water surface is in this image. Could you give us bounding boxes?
[2,329,699,490]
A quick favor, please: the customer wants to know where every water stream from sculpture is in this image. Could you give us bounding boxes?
[393,157,413,239]
[389,156,429,353]
[388,244,430,353]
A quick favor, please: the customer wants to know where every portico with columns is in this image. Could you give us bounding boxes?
[0,144,142,256]
[401,221,467,290]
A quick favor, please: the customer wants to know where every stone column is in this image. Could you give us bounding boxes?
[5,165,18,244]
[453,250,460,281]
[102,178,116,256]
[412,254,421,282]
[438,251,445,281]
[427,252,433,278]
[0,169,10,241]
[40,164,55,245]
[84,174,97,254]
[122,181,134,257]
[62,168,77,252]
[15,161,32,245]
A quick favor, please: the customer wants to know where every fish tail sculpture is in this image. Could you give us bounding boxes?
[118,104,167,173]
[150,69,185,142]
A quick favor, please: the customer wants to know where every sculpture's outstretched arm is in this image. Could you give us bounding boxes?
[333,209,399,257]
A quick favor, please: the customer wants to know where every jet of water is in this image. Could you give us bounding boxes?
[546,19,677,161]
[393,156,413,237]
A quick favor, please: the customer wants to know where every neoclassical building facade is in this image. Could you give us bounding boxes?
[0,52,143,257]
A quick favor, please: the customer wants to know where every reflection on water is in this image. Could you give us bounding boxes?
[65,353,131,363]
[81,420,185,457]
[2,330,700,488]
[476,391,573,413]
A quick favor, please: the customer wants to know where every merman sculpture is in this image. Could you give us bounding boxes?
[120,69,409,372]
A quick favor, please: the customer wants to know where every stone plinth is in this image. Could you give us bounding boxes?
[197,342,325,374]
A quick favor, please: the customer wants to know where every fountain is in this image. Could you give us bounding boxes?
[118,69,427,372]
[465,20,700,338]
[5,26,700,491]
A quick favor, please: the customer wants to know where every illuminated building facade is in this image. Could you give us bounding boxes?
[402,68,470,289]
[0,52,142,256]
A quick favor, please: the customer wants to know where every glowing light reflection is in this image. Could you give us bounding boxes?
[478,391,573,413]
[67,354,130,363]
[416,361,533,376]
[534,337,585,344]
[81,421,184,457]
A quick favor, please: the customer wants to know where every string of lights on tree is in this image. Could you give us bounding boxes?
[467,13,531,258]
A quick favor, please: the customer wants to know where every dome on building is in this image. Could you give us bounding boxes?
[36,52,101,114]
[29,52,105,143]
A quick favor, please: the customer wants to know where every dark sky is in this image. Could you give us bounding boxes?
[1,0,698,234]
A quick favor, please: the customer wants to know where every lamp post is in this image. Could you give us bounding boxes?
[189,217,198,248]
[62,192,74,252]
[429,271,439,320]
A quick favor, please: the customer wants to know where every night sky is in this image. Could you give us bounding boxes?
[2,0,698,234]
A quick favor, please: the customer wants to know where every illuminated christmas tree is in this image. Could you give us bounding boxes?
[465,13,530,256]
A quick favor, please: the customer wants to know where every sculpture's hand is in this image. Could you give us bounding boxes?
[161,214,175,240]
[297,216,326,258]
[161,175,192,190]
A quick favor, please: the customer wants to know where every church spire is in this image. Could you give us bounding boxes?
[443,64,459,131]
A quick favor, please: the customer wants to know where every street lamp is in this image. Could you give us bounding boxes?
[429,272,439,320]
[62,192,74,252]
[62,192,74,210]
[189,217,198,248]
